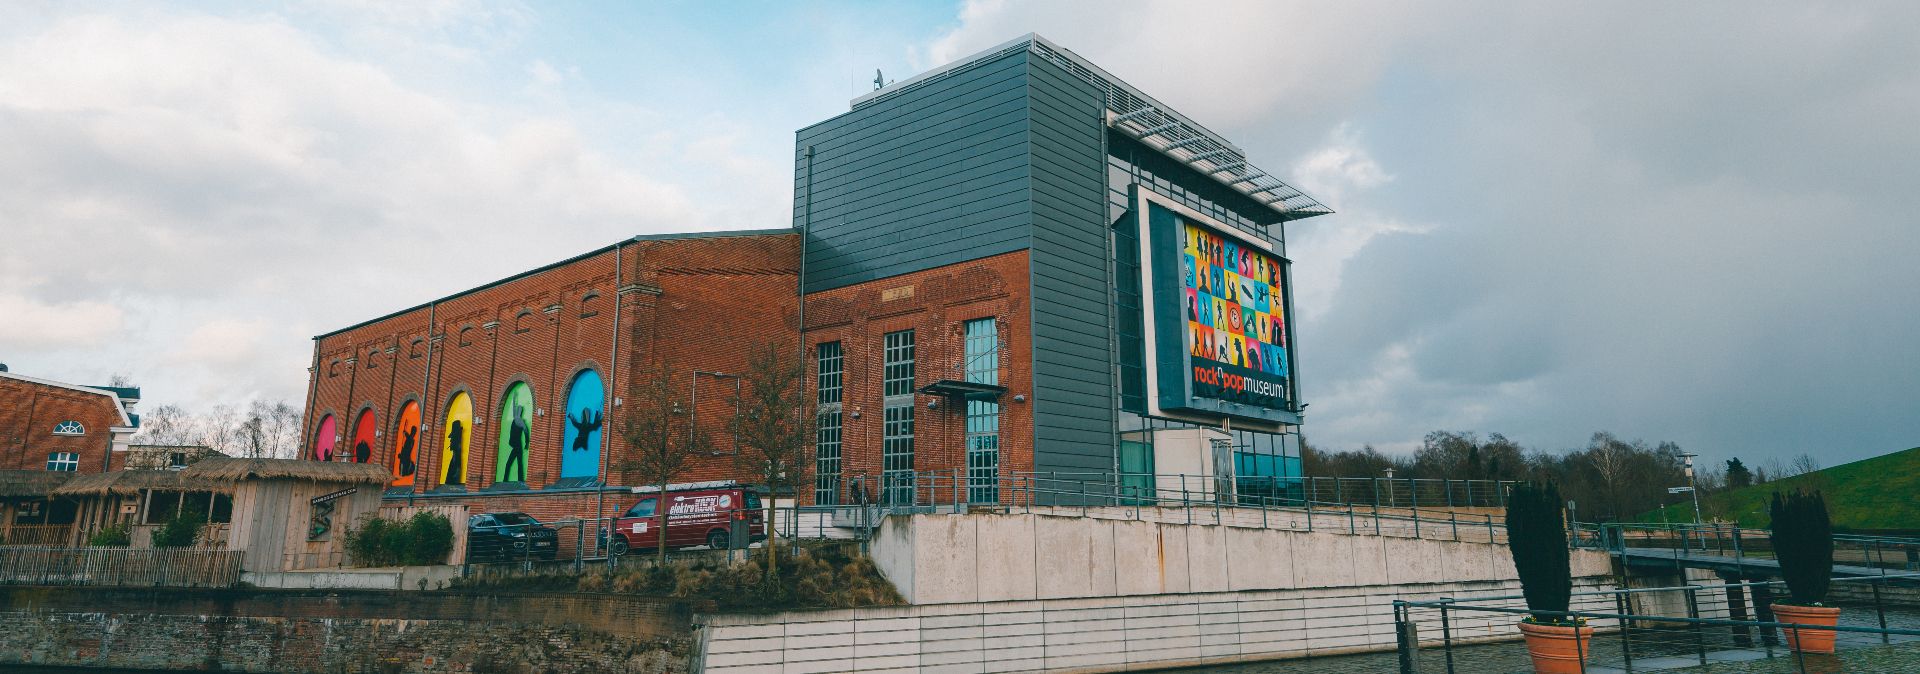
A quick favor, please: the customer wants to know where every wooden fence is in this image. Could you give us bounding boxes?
[0,546,245,588]
[0,524,73,546]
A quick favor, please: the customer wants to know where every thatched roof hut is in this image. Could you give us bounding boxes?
[0,470,73,498]
[181,457,392,486]
[53,469,229,497]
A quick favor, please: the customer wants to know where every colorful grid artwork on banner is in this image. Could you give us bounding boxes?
[1179,215,1290,409]
[389,401,420,487]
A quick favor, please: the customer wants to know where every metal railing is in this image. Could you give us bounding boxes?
[1577,522,1920,574]
[804,470,1518,545]
[1394,573,1920,673]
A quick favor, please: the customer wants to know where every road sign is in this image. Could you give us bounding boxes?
[1668,486,1694,494]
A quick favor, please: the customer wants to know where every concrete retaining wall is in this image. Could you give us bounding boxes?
[697,577,1618,674]
[872,512,1611,605]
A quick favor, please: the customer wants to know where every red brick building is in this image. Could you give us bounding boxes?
[304,36,1328,522]
[0,369,140,474]
[300,230,809,520]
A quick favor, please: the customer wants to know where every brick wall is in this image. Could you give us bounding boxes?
[2,586,691,673]
[0,375,128,473]
[303,231,801,518]
[801,250,1035,504]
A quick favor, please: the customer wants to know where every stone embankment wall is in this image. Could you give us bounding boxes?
[696,512,1617,673]
[871,511,1610,604]
[1,586,692,673]
[697,577,1620,673]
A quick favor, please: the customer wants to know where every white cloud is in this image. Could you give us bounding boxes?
[0,292,126,349]
[0,8,770,410]
[914,1,1920,464]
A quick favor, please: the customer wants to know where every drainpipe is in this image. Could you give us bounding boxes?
[595,241,626,538]
[798,144,814,362]
[414,301,435,503]
[797,144,814,505]
[302,338,321,460]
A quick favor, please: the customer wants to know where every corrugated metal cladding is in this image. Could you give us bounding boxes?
[1024,55,1115,476]
[794,49,1121,477]
[794,49,1035,291]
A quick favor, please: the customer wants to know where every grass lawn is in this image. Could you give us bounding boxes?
[1638,446,1920,531]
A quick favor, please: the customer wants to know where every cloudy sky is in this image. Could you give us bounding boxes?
[3,1,1916,466]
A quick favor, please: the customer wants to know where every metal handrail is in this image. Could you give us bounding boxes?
[806,468,1517,544]
[1412,571,1920,606]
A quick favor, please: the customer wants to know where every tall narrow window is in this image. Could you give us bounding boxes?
[963,319,1001,503]
[881,330,915,504]
[814,342,844,505]
[559,369,605,482]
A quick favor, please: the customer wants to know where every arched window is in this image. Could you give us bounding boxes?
[409,338,425,359]
[514,309,536,334]
[495,382,534,484]
[441,392,474,487]
[311,414,337,461]
[579,290,602,318]
[350,409,377,464]
[458,325,474,347]
[558,369,605,481]
[364,348,379,369]
[328,360,341,378]
[389,401,421,487]
[52,420,85,436]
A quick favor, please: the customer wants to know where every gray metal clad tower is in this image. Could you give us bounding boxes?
[795,34,1329,498]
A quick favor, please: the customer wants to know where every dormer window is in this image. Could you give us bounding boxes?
[52,420,84,436]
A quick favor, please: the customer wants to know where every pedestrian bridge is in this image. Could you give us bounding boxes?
[1577,522,1920,580]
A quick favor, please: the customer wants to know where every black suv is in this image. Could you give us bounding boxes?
[467,512,559,562]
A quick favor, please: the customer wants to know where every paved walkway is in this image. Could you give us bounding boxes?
[1616,548,1904,578]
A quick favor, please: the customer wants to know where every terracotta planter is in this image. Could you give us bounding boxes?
[1771,603,1842,654]
[1517,620,1594,674]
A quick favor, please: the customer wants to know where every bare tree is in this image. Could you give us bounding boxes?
[248,400,303,458]
[1762,455,1794,480]
[134,404,201,446]
[617,361,709,564]
[1789,453,1821,477]
[730,342,814,578]
[1586,432,1637,520]
[199,404,242,455]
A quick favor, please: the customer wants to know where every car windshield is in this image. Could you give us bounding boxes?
[625,499,656,517]
[493,513,537,526]
[744,491,761,509]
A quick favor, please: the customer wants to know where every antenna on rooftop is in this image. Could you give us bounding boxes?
[873,69,886,91]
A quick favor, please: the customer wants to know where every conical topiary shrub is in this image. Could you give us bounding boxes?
[1770,489,1833,605]
[1769,489,1840,653]
[1506,482,1590,674]
[1506,481,1571,623]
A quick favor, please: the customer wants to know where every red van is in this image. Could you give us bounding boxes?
[604,481,766,554]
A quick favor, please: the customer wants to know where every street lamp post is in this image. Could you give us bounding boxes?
[1682,453,1701,525]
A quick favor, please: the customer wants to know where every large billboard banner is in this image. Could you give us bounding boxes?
[1136,187,1298,424]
